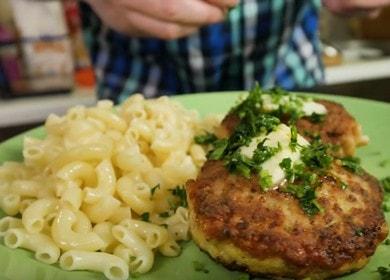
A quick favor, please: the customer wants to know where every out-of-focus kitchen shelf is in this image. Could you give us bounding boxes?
[325,58,390,85]
[0,88,97,128]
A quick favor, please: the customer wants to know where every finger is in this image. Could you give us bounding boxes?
[122,0,225,25]
[205,0,239,8]
[124,10,199,40]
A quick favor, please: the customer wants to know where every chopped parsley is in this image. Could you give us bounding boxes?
[381,177,390,192]
[279,158,323,216]
[140,212,150,222]
[208,139,228,160]
[259,170,273,191]
[280,158,293,179]
[301,139,333,170]
[384,239,390,245]
[169,186,188,209]
[340,181,349,190]
[206,111,280,178]
[340,156,363,174]
[376,265,390,279]
[253,140,282,165]
[150,184,160,199]
[283,184,322,216]
[225,153,253,179]
[194,133,218,145]
[193,261,209,274]
[309,112,326,123]
[204,85,337,216]
[382,177,390,212]
[290,125,298,151]
[355,228,365,237]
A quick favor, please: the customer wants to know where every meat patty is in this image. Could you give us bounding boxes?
[220,99,368,157]
[187,161,388,279]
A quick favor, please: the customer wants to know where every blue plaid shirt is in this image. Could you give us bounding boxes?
[81,0,323,103]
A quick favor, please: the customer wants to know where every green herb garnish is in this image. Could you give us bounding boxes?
[290,125,298,151]
[253,140,281,165]
[283,184,322,216]
[193,261,209,273]
[279,158,294,182]
[194,133,218,145]
[384,239,390,245]
[355,228,365,237]
[382,176,390,213]
[381,177,390,192]
[340,156,363,174]
[259,170,273,191]
[309,113,326,123]
[204,85,338,217]
[150,184,160,199]
[376,265,390,279]
[208,139,228,160]
[340,181,349,190]
[140,212,150,222]
[170,186,188,209]
[301,139,333,170]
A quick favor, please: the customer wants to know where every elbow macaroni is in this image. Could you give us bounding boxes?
[0,94,217,279]
[4,228,60,264]
[60,250,128,280]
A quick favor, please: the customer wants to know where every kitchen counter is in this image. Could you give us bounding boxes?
[325,58,390,85]
[0,88,96,128]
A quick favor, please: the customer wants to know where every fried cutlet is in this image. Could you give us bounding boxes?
[220,99,368,157]
[187,160,388,279]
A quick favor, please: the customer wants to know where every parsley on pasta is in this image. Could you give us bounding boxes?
[150,184,160,199]
[169,186,188,209]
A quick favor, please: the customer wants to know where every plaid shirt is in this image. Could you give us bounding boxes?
[81,0,323,103]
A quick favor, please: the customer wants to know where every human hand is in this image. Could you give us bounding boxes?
[323,0,390,17]
[83,0,238,40]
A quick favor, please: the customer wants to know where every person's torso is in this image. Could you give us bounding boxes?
[81,0,323,102]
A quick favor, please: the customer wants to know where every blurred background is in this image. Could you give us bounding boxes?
[0,0,389,141]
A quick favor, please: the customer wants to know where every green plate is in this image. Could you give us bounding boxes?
[0,92,389,280]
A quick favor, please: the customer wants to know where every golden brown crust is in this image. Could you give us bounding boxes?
[187,161,388,277]
[297,100,368,157]
[220,99,368,157]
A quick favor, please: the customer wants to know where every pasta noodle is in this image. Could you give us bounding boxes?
[112,225,154,274]
[0,217,23,237]
[60,250,128,280]
[4,228,60,264]
[51,207,105,251]
[0,94,217,279]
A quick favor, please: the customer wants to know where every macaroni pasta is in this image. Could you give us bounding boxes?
[0,94,219,279]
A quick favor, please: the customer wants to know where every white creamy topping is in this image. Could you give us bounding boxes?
[260,94,327,116]
[302,101,327,116]
[240,124,310,186]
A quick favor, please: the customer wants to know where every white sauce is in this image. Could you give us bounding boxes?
[302,101,327,116]
[240,124,310,186]
[260,94,327,116]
